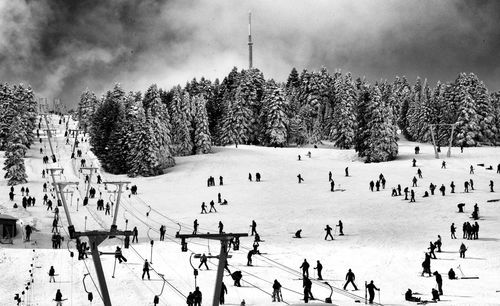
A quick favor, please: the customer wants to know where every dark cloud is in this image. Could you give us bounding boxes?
[1,0,500,108]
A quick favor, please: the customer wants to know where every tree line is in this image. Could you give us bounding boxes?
[0,83,37,185]
[79,67,500,176]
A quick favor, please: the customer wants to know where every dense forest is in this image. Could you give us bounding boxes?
[0,83,38,185]
[79,67,500,177]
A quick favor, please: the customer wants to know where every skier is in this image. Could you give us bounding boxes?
[314,260,323,280]
[54,289,63,306]
[450,181,455,193]
[369,181,375,192]
[435,235,442,252]
[300,259,310,278]
[428,241,437,259]
[25,224,32,241]
[365,280,380,304]
[193,287,202,306]
[391,187,397,196]
[470,178,474,190]
[256,172,261,182]
[464,181,469,193]
[431,288,440,302]
[52,218,58,233]
[219,176,224,185]
[298,155,301,161]
[459,243,467,258]
[441,161,446,169]
[397,184,402,196]
[343,269,358,290]
[405,288,421,302]
[470,165,474,174]
[247,250,255,266]
[115,246,127,263]
[297,174,304,183]
[295,229,302,238]
[49,266,56,283]
[410,189,416,202]
[248,173,252,181]
[303,276,314,302]
[218,192,222,203]
[209,200,217,213]
[201,202,207,214]
[439,184,445,196]
[329,171,332,181]
[21,187,25,196]
[433,271,443,295]
[251,220,257,236]
[345,167,349,177]
[415,146,420,154]
[132,226,138,243]
[337,220,344,235]
[272,279,282,302]
[375,180,380,191]
[324,225,334,240]
[199,253,209,270]
[231,271,242,287]
[218,221,224,234]
[97,175,102,184]
[186,292,194,306]
[159,225,165,241]
[193,219,199,234]
[490,180,494,192]
[105,202,110,215]
[330,180,335,192]
[412,176,418,187]
[404,187,409,200]
[220,281,227,304]
[448,268,457,280]
[417,168,423,178]
[421,253,432,277]
[412,158,417,167]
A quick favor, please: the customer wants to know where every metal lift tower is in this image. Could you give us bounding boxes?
[248,11,253,69]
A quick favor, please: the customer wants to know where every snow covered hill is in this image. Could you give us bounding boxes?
[1,115,499,306]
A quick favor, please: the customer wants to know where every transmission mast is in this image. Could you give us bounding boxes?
[248,11,253,69]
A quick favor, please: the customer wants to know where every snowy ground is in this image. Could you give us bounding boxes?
[1,114,499,306]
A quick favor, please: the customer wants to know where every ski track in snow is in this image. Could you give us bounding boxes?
[0,115,499,306]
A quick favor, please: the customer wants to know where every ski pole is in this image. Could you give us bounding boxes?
[378,289,381,304]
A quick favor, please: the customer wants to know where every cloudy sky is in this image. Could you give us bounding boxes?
[1,0,500,108]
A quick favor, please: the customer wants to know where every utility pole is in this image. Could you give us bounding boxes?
[58,181,131,306]
[176,232,248,306]
[68,128,82,158]
[80,167,99,199]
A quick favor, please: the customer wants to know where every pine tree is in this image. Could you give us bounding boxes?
[474,81,496,145]
[261,81,288,146]
[192,95,212,154]
[330,73,357,149]
[3,116,28,185]
[220,85,253,146]
[354,84,371,157]
[78,89,99,132]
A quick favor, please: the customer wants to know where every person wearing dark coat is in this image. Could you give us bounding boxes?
[256,172,261,182]
[247,250,255,266]
[404,187,409,200]
[433,271,443,295]
[343,269,358,290]
[490,180,494,192]
[405,288,421,302]
[193,287,202,306]
[201,202,207,214]
[303,276,314,302]
[330,180,335,192]
[218,221,224,234]
[219,176,224,185]
[186,292,194,306]
[412,158,417,167]
[251,220,257,236]
[49,266,56,282]
[314,260,323,280]
[132,226,138,243]
[55,289,63,306]
[231,271,242,287]
[115,246,127,263]
[410,189,416,202]
[295,229,302,238]
[439,184,446,196]
[432,288,440,301]
[365,280,380,304]
[369,181,375,192]
[324,225,333,240]
[300,259,310,278]
[337,220,344,235]
[428,241,437,259]
[193,219,199,234]
[199,253,209,270]
[448,268,457,280]
[297,174,304,183]
[142,259,150,280]
[272,279,282,302]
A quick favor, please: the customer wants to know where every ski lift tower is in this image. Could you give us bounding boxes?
[57,181,132,306]
[68,128,82,158]
[41,113,57,159]
[80,166,99,199]
[176,232,248,306]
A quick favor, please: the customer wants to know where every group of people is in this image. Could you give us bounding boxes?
[207,176,223,187]
[248,172,262,182]
[369,173,387,192]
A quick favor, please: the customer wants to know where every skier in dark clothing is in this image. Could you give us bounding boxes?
[251,220,257,236]
[375,180,380,191]
[25,224,32,241]
[193,219,198,234]
[369,181,375,192]
[272,279,282,302]
[417,168,423,178]
[295,229,302,238]
[432,288,440,301]
[412,176,418,187]
[199,253,209,270]
[405,289,421,302]
[105,202,110,215]
[464,181,469,193]
[429,183,436,195]
[248,173,252,181]
[441,161,446,169]
[218,221,224,234]
[231,271,242,287]
[470,178,474,190]
[345,167,349,177]
[337,220,344,235]
[366,280,380,304]
[459,243,467,258]
[410,189,416,202]
[314,260,323,280]
[297,174,304,183]
[142,259,150,280]
[256,172,261,182]
[219,176,224,185]
[490,180,494,192]
[300,259,310,278]
[470,165,474,174]
[132,226,138,243]
[115,246,127,263]
[421,253,432,277]
[404,187,409,200]
[49,266,56,282]
[209,200,217,213]
[412,158,417,167]
[450,223,457,239]
[329,171,332,181]
[344,269,358,290]
[186,292,194,306]
[247,250,255,266]
[159,225,165,241]
[435,235,442,252]
[55,289,63,306]
[448,268,456,280]
[330,180,335,192]
[450,181,455,193]
[397,184,402,196]
[193,287,202,306]
[428,241,437,259]
[433,271,443,295]
[324,225,333,240]
[303,276,314,302]
[439,184,445,196]
[201,202,207,214]
[218,192,222,203]
[220,282,227,304]
[391,187,397,196]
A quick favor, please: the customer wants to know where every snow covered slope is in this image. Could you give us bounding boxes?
[1,115,499,306]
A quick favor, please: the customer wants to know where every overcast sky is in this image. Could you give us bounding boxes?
[1,0,500,108]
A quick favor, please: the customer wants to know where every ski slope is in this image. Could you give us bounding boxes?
[1,114,499,306]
